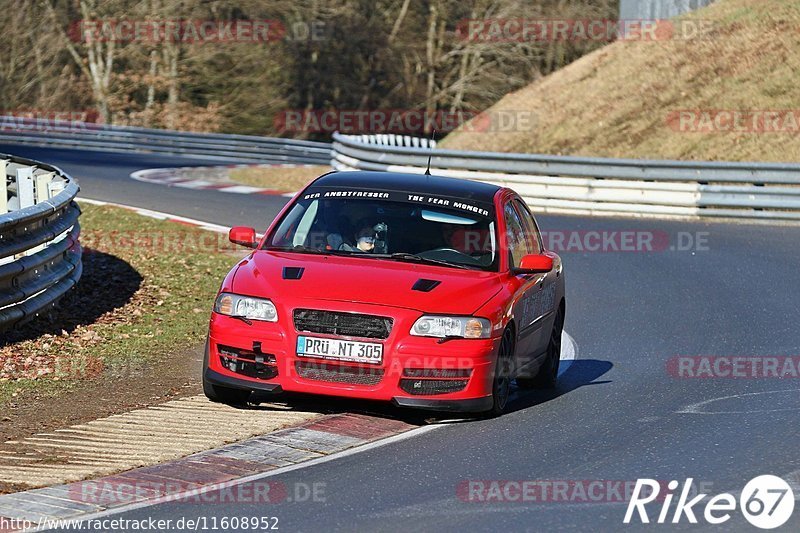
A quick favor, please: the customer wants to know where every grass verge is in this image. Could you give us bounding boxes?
[0,202,241,405]
[228,165,331,192]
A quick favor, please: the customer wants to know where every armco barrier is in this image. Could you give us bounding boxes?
[0,116,331,165]
[331,133,800,220]
[0,154,81,333]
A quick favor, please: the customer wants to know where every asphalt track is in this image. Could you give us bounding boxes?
[3,143,799,532]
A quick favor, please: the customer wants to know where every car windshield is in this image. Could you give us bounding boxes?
[266,189,498,271]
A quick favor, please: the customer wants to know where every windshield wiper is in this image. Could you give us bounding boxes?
[375,252,471,270]
[265,245,328,255]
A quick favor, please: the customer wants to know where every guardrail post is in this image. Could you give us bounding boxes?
[49,178,66,197]
[0,159,7,214]
[35,171,54,203]
[16,165,35,209]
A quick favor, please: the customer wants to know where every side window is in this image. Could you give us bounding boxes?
[504,202,528,268]
[513,199,542,255]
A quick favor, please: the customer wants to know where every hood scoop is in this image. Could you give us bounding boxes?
[412,278,441,292]
[283,266,305,280]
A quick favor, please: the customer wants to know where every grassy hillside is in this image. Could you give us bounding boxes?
[443,0,800,162]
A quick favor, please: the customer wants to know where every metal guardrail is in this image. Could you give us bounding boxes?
[0,116,332,165]
[332,133,800,220]
[340,134,437,149]
[1,154,81,333]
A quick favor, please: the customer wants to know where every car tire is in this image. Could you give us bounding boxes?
[486,327,515,417]
[203,375,251,406]
[518,306,563,390]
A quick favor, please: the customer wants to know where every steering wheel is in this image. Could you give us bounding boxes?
[430,247,470,256]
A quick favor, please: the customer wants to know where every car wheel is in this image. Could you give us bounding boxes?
[519,306,563,390]
[486,327,515,417]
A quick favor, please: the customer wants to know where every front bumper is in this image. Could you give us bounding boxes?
[206,301,500,412]
[204,367,282,393]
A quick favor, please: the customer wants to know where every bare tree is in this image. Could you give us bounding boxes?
[44,0,122,123]
[0,0,619,135]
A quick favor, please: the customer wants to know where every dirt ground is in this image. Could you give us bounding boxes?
[0,340,205,494]
[0,343,203,446]
[0,203,245,444]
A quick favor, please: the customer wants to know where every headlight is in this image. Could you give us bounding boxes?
[214,293,278,322]
[410,316,491,339]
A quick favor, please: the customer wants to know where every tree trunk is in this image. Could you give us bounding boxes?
[163,41,180,129]
[424,2,439,134]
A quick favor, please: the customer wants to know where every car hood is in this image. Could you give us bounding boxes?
[231,251,503,314]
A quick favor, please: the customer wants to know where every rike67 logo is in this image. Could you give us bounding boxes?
[624,476,795,529]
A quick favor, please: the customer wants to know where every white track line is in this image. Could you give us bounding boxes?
[677,388,800,415]
[559,331,577,376]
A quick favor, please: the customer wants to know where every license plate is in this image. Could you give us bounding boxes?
[296,336,383,365]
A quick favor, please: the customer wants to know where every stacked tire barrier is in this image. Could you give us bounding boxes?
[0,154,81,333]
[0,116,331,165]
[332,133,800,221]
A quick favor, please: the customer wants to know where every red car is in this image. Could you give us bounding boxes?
[204,171,565,415]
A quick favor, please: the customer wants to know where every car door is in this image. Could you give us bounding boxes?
[513,198,556,364]
[503,200,539,370]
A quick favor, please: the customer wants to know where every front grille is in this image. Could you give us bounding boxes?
[296,361,384,385]
[293,309,393,340]
[399,379,469,395]
[218,345,278,380]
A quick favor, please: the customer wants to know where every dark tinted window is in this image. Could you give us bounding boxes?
[513,199,542,254]
[268,195,498,271]
[504,202,528,268]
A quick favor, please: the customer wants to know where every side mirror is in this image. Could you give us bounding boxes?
[229,226,258,249]
[514,254,553,275]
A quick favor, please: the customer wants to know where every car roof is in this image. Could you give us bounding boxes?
[310,170,502,205]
